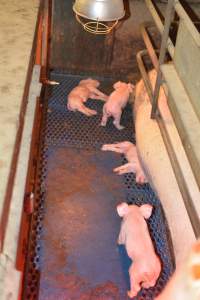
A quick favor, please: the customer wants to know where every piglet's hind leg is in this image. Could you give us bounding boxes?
[136,171,148,184]
[101,111,109,126]
[101,143,125,153]
[128,267,141,298]
[114,162,136,175]
[78,105,97,116]
[91,88,108,101]
[113,111,124,130]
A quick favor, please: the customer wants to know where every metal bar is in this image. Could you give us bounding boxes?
[40,0,52,83]
[140,22,159,71]
[136,50,200,238]
[35,14,43,65]
[145,0,175,58]
[151,0,175,118]
[136,50,154,102]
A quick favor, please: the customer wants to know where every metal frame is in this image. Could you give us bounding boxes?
[137,0,200,237]
[145,0,175,57]
[149,0,175,118]
[140,22,159,70]
[137,50,200,238]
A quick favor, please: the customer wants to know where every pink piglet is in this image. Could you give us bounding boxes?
[117,202,161,298]
[101,81,134,130]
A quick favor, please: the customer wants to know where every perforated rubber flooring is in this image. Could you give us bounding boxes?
[23,72,174,300]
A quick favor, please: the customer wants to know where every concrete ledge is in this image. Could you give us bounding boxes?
[0,65,41,300]
[0,0,39,226]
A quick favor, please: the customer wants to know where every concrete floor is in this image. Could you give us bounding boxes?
[0,2,39,299]
[0,0,39,225]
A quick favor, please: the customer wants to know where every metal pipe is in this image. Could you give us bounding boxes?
[140,22,159,71]
[151,0,175,118]
[40,0,52,83]
[145,0,175,58]
[136,50,154,103]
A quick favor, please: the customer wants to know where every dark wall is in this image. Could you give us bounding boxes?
[50,0,161,81]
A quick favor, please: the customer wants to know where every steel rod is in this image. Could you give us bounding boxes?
[140,22,159,71]
[151,0,175,118]
[145,0,175,58]
[136,50,154,102]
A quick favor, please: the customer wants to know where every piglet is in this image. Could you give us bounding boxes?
[67,78,108,116]
[101,141,147,184]
[117,202,161,298]
[101,81,134,130]
[156,240,200,300]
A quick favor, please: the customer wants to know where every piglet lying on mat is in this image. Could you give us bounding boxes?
[67,78,108,116]
[117,202,161,298]
[101,141,147,184]
[101,81,134,130]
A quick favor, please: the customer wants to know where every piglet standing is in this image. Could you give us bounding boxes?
[101,81,134,130]
[117,202,161,298]
[101,141,148,184]
[67,78,108,116]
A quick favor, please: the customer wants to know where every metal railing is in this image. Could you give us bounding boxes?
[137,0,200,237]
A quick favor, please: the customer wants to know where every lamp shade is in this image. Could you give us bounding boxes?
[73,0,125,22]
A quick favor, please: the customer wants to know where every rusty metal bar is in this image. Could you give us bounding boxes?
[136,50,200,238]
[35,14,43,65]
[40,0,52,83]
[136,50,154,102]
[140,22,159,71]
[151,0,175,118]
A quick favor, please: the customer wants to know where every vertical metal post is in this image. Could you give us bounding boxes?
[151,0,175,118]
[145,0,175,58]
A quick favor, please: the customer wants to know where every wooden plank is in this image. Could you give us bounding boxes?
[161,63,200,190]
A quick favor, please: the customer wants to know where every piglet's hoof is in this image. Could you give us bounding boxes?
[113,123,125,130]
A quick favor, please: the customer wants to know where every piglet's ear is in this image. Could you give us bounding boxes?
[139,204,153,219]
[113,81,122,89]
[128,83,134,93]
[93,79,100,86]
[117,202,129,217]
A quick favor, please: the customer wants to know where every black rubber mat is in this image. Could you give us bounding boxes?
[23,72,174,300]
[39,148,129,299]
[44,73,135,148]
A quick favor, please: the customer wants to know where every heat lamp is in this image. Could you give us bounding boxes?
[73,0,125,34]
